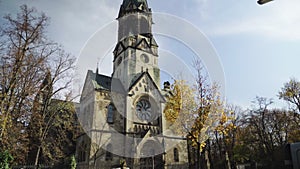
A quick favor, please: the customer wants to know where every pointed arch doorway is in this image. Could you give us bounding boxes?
[139,141,163,169]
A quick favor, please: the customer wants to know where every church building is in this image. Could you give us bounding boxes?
[76,0,189,168]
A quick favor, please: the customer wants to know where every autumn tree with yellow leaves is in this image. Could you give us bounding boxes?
[279,78,300,113]
[164,61,226,169]
[212,105,240,169]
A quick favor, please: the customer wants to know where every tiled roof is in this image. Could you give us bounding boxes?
[87,70,125,94]
[118,0,151,18]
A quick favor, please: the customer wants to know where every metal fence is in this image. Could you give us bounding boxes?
[12,164,52,169]
[132,164,188,169]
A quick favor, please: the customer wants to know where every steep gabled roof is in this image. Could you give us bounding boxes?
[123,0,148,7]
[84,70,125,94]
[118,0,151,18]
[86,70,111,91]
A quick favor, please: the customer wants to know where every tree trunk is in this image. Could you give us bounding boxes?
[226,152,231,169]
[0,113,9,139]
[34,146,41,169]
[205,150,211,169]
[197,143,201,169]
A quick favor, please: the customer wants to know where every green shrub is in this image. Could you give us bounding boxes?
[70,155,76,169]
[0,151,13,169]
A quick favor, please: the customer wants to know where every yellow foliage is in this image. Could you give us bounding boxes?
[163,80,192,123]
[215,107,237,138]
[163,79,227,153]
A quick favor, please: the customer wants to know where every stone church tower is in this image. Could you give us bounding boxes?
[76,0,188,168]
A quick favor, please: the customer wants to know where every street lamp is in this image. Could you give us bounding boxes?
[257,0,274,5]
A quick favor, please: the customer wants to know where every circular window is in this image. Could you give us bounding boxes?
[136,99,152,121]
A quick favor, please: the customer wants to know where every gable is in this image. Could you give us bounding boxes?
[136,38,151,52]
[80,71,95,102]
[128,72,165,103]
[113,42,126,59]
[113,35,159,60]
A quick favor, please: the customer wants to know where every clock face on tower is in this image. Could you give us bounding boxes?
[136,99,152,121]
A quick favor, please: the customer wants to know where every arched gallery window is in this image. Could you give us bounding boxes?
[174,148,179,162]
[105,144,113,161]
[78,143,87,162]
[107,104,114,124]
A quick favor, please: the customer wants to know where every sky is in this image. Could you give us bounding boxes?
[0,0,300,109]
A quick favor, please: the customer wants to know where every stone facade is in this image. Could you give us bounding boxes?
[76,0,189,168]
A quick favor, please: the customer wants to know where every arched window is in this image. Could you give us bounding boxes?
[140,17,150,34]
[117,57,122,66]
[107,104,114,124]
[105,144,113,161]
[174,148,179,162]
[78,143,87,162]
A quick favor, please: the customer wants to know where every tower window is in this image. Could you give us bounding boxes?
[117,57,122,66]
[140,18,150,34]
[140,54,149,63]
[107,104,114,124]
[105,144,113,161]
[174,148,179,162]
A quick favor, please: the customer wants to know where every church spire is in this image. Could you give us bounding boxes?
[113,0,160,88]
[117,0,153,41]
[118,0,151,18]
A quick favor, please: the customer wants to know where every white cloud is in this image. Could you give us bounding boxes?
[208,0,300,41]
[1,0,121,56]
[42,0,119,56]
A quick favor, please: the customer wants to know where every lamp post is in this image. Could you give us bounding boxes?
[257,0,274,5]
